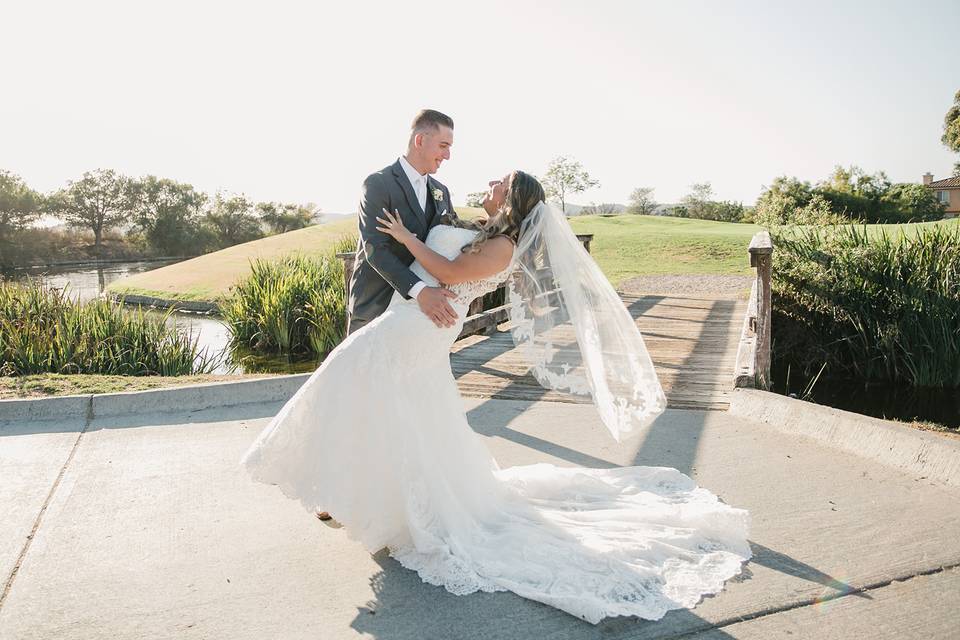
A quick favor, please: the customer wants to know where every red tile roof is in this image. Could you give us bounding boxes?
[928,176,960,188]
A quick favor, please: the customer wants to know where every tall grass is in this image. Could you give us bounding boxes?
[771,224,960,387]
[0,281,220,376]
[221,235,356,360]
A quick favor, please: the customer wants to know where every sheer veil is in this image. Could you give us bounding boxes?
[506,201,666,442]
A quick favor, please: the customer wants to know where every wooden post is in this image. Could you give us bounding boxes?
[336,251,356,334]
[576,233,594,253]
[748,231,773,390]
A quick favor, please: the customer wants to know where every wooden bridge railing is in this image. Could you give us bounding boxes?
[734,231,773,390]
[337,233,595,340]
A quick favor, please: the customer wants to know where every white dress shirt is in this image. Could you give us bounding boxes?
[398,154,429,212]
[398,155,428,300]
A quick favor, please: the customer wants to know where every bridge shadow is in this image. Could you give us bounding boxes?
[630,297,738,476]
[460,295,666,470]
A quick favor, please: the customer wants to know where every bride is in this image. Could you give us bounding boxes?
[239,170,751,624]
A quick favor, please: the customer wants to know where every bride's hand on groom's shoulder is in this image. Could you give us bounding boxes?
[376,208,415,245]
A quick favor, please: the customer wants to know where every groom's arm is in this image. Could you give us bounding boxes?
[358,173,421,299]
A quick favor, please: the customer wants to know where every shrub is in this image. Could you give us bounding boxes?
[771,224,960,387]
[221,235,356,361]
[0,281,219,376]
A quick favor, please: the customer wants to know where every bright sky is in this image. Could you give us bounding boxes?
[3,1,958,213]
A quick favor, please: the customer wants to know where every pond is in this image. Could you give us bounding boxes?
[2,260,317,375]
[770,361,960,429]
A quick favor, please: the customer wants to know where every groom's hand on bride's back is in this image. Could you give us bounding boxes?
[417,287,459,328]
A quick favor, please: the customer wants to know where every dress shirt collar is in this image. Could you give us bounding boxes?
[398,155,428,189]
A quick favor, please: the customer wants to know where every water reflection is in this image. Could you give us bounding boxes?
[771,363,960,428]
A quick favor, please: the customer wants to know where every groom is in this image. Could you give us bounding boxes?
[317,110,460,521]
[345,108,462,334]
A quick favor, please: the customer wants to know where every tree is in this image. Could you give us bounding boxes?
[47,169,132,256]
[817,165,890,220]
[628,187,657,215]
[580,202,620,215]
[757,176,815,209]
[541,156,599,214]
[464,191,486,208]
[680,182,714,219]
[0,170,42,240]
[204,193,264,248]
[128,175,210,255]
[880,183,946,222]
[943,89,960,154]
[709,201,746,223]
[256,202,320,234]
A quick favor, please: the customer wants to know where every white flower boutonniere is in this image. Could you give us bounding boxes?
[432,187,443,203]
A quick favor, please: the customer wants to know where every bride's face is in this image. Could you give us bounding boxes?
[481,173,511,217]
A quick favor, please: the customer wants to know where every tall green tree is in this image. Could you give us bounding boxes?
[942,89,960,175]
[47,169,132,256]
[205,193,263,248]
[128,176,210,255]
[628,187,657,215]
[0,170,43,239]
[256,201,320,234]
[541,156,599,214]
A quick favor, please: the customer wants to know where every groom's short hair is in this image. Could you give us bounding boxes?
[411,109,454,135]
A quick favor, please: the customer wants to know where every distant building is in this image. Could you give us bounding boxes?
[923,173,960,218]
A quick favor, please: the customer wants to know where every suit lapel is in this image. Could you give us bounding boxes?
[391,160,426,221]
[425,176,446,226]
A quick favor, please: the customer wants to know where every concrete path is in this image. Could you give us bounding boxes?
[2,397,959,639]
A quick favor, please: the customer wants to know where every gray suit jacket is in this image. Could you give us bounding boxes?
[346,160,459,333]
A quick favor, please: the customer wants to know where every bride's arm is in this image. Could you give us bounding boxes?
[376,209,513,285]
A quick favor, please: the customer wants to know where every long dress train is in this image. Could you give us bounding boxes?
[239,225,750,624]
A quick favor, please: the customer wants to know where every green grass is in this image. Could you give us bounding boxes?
[105,211,960,303]
[0,372,280,399]
[105,216,360,304]
[567,215,760,284]
[221,237,354,360]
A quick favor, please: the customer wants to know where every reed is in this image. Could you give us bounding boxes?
[771,224,960,387]
[0,281,219,376]
[221,235,356,360]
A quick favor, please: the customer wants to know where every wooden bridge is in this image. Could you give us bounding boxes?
[340,232,773,412]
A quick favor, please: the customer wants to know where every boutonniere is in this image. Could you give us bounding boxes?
[432,187,443,202]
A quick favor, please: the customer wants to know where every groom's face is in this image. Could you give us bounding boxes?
[415,125,453,174]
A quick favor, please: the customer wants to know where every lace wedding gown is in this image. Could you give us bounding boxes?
[239,225,751,624]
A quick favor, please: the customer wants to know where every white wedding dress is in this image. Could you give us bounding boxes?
[239,225,751,624]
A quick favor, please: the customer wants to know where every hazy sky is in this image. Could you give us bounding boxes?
[3,1,958,213]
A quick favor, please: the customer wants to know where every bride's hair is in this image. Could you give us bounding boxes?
[442,170,546,254]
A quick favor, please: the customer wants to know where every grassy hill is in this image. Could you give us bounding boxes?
[106,217,360,303]
[106,211,958,305]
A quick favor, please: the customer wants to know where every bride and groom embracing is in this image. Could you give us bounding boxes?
[239,109,752,624]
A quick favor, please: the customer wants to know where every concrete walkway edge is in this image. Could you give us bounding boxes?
[3,378,957,490]
[728,388,960,487]
[0,374,311,424]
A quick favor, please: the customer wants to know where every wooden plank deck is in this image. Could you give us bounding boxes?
[451,293,748,411]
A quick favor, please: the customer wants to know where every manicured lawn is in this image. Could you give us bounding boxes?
[106,211,958,304]
[106,216,360,304]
